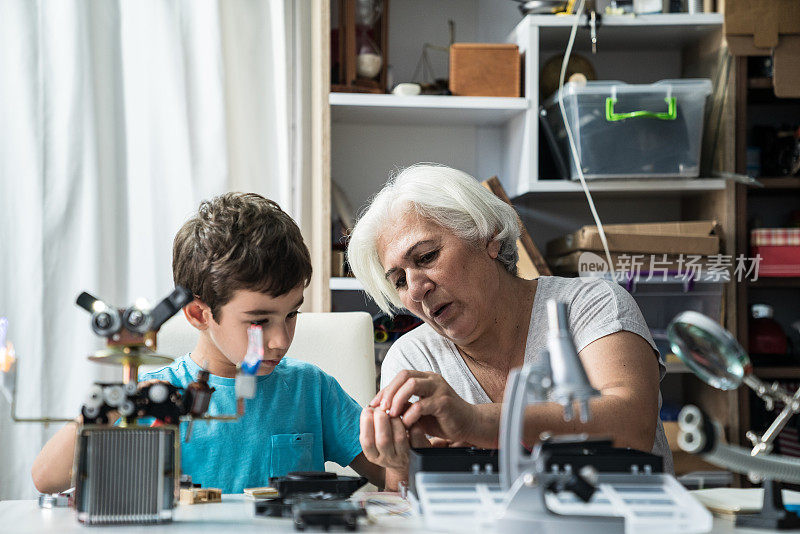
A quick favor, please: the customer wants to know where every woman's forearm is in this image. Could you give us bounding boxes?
[472,393,656,452]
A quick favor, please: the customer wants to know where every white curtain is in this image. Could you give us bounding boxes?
[0,0,312,499]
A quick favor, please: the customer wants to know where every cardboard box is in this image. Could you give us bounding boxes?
[548,251,714,274]
[663,421,681,451]
[546,221,720,258]
[725,0,800,98]
[449,43,520,97]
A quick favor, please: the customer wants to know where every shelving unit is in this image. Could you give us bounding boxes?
[505,12,724,197]
[320,1,741,475]
[518,178,726,195]
[733,55,800,454]
[330,93,528,126]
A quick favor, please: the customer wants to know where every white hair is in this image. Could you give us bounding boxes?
[346,163,521,315]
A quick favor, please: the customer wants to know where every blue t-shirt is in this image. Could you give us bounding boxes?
[139,355,363,493]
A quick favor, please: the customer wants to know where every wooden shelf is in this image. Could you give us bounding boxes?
[665,362,692,374]
[515,178,726,197]
[748,277,800,289]
[748,77,773,89]
[330,277,364,291]
[330,93,528,126]
[529,13,723,51]
[752,367,800,380]
[750,177,800,192]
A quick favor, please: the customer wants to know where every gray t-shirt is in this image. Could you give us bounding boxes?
[381,275,673,473]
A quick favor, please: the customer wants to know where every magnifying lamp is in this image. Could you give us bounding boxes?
[667,311,800,530]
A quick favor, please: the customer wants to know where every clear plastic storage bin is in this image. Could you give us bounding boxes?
[617,274,724,358]
[541,79,712,180]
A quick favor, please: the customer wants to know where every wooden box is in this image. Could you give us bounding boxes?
[449,43,520,97]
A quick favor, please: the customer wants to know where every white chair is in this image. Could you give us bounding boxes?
[155,311,376,407]
[155,311,376,477]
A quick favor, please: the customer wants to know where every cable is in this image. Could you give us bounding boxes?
[680,405,800,484]
[556,0,616,278]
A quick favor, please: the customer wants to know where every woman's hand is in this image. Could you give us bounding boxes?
[370,370,489,446]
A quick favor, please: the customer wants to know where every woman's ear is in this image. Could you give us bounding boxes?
[183,299,212,330]
[487,237,501,259]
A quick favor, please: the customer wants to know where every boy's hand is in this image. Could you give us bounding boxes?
[359,407,431,472]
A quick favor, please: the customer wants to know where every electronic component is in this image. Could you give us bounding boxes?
[269,471,367,499]
[253,472,368,524]
[38,491,71,508]
[244,486,279,499]
[408,447,498,497]
[537,437,663,475]
[179,487,222,505]
[73,426,177,524]
[292,499,366,531]
[254,496,309,518]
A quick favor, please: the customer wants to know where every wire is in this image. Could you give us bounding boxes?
[556,0,616,279]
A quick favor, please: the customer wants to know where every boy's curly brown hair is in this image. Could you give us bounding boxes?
[173,192,311,320]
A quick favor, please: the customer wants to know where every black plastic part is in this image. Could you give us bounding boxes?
[736,480,800,530]
[292,499,365,532]
[408,440,663,498]
[148,286,193,332]
[700,410,718,454]
[286,471,338,480]
[269,472,367,499]
[80,382,185,425]
[254,493,342,519]
[122,306,151,335]
[408,447,498,497]
[90,309,123,337]
[254,498,294,518]
[76,292,99,313]
[77,292,123,337]
[138,382,183,423]
[539,438,664,474]
[547,472,597,503]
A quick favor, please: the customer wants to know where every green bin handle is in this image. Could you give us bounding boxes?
[605,96,677,121]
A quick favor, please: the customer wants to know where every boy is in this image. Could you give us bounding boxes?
[32,192,399,493]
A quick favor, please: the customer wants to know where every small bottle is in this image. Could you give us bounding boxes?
[749,304,788,357]
[608,0,633,14]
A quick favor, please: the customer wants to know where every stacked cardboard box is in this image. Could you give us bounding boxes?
[547,221,721,275]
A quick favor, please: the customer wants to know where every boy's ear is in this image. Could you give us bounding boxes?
[183,299,212,330]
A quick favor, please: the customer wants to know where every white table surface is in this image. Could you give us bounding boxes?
[0,494,796,533]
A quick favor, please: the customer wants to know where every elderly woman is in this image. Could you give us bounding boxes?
[347,164,672,490]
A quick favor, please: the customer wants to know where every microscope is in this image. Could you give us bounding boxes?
[412,300,712,534]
